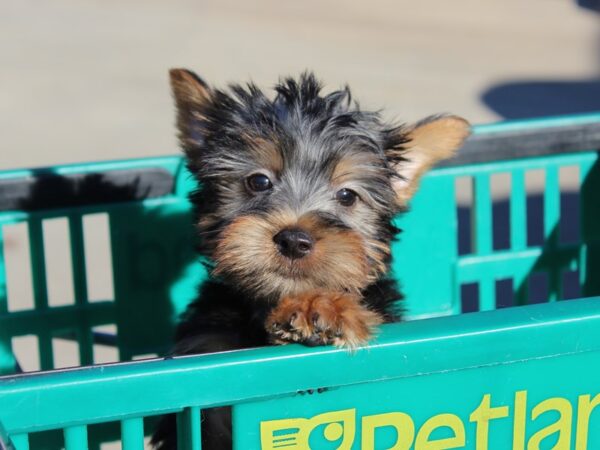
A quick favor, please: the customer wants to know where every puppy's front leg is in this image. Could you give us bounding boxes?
[265,290,383,348]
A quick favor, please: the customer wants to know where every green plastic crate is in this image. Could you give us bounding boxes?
[1,113,600,450]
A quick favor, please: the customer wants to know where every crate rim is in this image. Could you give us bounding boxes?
[1,297,599,434]
[1,112,599,178]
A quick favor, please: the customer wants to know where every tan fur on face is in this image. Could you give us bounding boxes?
[329,152,392,281]
[388,115,470,205]
[241,134,284,174]
[363,237,390,282]
[213,211,370,299]
[332,152,382,185]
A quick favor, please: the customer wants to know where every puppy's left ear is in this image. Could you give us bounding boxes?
[386,115,470,206]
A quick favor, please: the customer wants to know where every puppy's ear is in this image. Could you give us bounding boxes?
[387,115,470,206]
[169,68,212,149]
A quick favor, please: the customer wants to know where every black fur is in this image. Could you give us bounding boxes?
[152,72,411,450]
[151,280,401,450]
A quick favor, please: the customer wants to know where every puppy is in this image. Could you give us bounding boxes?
[151,71,469,449]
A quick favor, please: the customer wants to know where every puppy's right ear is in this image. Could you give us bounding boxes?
[169,68,212,149]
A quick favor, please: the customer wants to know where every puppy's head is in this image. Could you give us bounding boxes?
[170,70,469,300]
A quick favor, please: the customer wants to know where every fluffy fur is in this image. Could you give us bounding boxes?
[152,71,470,450]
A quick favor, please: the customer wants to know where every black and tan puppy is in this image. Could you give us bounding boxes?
[152,71,470,449]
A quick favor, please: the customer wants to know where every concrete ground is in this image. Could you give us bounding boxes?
[1,0,598,171]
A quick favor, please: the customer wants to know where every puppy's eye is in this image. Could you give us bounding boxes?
[247,173,273,192]
[336,188,358,206]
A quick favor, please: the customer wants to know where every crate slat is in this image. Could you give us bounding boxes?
[68,215,93,366]
[0,229,7,316]
[478,278,495,311]
[121,418,144,450]
[474,174,492,255]
[544,166,560,301]
[64,425,88,450]
[28,219,54,370]
[510,169,526,251]
[10,434,29,450]
[177,407,202,450]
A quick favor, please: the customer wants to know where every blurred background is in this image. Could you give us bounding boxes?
[1,0,599,171]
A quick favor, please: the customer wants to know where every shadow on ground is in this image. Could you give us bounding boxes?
[481,79,600,120]
[481,2,599,120]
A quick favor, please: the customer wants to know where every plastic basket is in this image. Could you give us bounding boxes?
[1,113,600,449]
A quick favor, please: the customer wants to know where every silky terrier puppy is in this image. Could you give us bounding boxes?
[152,70,470,449]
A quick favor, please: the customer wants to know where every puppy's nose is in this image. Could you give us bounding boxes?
[273,229,314,259]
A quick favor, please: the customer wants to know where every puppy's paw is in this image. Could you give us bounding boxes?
[266,291,383,348]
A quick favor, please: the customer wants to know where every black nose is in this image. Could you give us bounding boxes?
[273,229,314,259]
